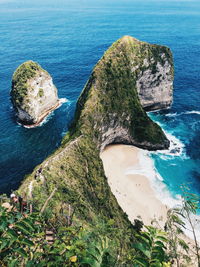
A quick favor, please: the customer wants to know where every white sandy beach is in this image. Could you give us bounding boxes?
[100,144,199,265]
[100,144,169,227]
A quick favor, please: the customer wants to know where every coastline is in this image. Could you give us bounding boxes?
[100,144,169,227]
[18,98,67,128]
[100,144,200,246]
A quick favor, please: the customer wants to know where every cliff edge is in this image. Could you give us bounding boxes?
[72,36,173,150]
[11,61,59,126]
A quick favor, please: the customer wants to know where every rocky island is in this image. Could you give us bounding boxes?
[16,36,175,260]
[11,60,60,126]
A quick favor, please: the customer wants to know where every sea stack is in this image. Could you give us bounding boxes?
[11,60,59,126]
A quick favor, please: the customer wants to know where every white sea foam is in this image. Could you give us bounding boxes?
[148,112,186,158]
[127,148,200,241]
[183,110,200,115]
[159,130,186,157]
[166,110,200,118]
[21,98,70,128]
[152,125,186,158]
[38,98,70,127]
[165,112,177,117]
[59,97,68,104]
[126,149,182,208]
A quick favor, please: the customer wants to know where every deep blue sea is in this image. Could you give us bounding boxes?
[0,0,200,199]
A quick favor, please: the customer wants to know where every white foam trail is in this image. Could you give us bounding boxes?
[38,98,70,127]
[151,123,186,158]
[165,112,177,117]
[166,110,200,118]
[184,110,200,115]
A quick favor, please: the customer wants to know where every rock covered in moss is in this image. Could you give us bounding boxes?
[11,61,59,126]
[73,36,174,150]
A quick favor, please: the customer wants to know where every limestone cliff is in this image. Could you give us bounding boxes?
[72,36,173,150]
[11,61,59,125]
[18,36,174,257]
[134,39,174,111]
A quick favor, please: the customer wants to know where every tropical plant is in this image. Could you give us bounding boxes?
[0,204,117,266]
[180,185,200,266]
[0,205,44,266]
[165,208,190,266]
[132,225,169,266]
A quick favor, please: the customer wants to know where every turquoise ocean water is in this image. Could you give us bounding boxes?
[0,0,200,200]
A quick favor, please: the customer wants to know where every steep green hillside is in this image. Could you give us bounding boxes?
[72,36,172,150]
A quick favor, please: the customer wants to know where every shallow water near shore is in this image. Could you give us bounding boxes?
[0,0,200,201]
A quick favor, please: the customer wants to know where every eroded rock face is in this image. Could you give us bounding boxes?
[11,61,59,126]
[136,55,173,111]
[73,36,174,151]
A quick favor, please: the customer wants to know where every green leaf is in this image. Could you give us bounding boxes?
[156,235,168,243]
[0,239,9,251]
[13,247,28,258]
[22,218,35,231]
[0,218,7,231]
[26,261,35,267]
[133,243,151,259]
[21,238,34,247]
[137,234,151,247]
[150,261,162,267]
[152,246,165,258]
[8,259,18,267]
[154,241,166,249]
[178,238,189,252]
[87,248,101,262]
[133,257,148,267]
[6,229,18,239]
[15,222,31,235]
[80,257,95,267]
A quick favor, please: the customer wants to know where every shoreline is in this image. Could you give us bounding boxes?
[100,144,200,245]
[100,144,169,227]
[18,98,66,129]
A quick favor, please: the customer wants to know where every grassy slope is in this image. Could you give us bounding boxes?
[19,135,134,259]
[18,36,173,260]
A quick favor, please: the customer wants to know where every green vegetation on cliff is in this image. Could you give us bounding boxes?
[18,134,134,263]
[72,36,171,150]
[11,61,44,105]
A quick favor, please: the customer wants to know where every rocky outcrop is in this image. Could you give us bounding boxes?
[11,61,59,126]
[136,49,173,111]
[72,36,174,151]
